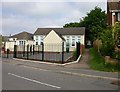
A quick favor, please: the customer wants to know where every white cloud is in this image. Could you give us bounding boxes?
[2,0,107,2]
[2,1,107,35]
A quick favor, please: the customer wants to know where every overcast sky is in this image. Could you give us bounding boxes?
[1,0,107,36]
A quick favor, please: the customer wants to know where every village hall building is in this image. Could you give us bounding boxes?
[34,27,85,53]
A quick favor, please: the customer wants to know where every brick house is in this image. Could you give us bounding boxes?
[107,0,120,26]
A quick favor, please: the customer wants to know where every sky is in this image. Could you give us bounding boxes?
[1,0,107,36]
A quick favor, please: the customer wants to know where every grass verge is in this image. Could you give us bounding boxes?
[89,48,120,72]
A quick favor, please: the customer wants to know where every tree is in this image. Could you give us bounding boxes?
[80,6,107,42]
[63,22,80,28]
[0,35,2,46]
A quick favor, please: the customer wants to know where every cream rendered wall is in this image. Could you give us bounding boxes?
[17,40,34,51]
[27,40,34,45]
[9,38,17,41]
[5,41,15,51]
[43,30,63,52]
[5,40,34,52]
[44,30,63,44]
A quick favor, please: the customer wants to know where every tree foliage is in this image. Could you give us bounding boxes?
[113,22,120,47]
[63,22,80,28]
[99,26,115,57]
[99,23,120,60]
[80,6,107,41]
[63,6,107,42]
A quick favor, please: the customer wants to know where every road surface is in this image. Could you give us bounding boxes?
[2,58,119,90]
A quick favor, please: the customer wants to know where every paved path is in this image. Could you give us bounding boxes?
[64,49,90,69]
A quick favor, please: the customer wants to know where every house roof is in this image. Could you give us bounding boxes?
[107,0,120,10]
[9,31,33,40]
[34,27,85,36]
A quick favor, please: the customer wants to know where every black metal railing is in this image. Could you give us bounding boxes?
[3,42,81,64]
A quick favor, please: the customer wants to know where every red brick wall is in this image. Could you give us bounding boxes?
[80,44,85,54]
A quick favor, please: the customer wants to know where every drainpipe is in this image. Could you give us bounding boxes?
[112,12,116,39]
[112,12,116,26]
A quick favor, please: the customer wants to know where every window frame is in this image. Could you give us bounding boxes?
[66,36,69,43]
[78,36,80,43]
[19,40,26,45]
[36,36,38,45]
[72,36,75,46]
[40,36,43,45]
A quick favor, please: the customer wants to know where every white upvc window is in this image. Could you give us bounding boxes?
[72,36,75,46]
[19,41,25,45]
[40,36,43,44]
[66,36,69,43]
[66,36,70,47]
[36,36,38,41]
[36,36,38,45]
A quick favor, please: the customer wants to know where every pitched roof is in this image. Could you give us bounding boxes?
[107,0,120,10]
[10,31,33,40]
[34,27,85,36]
[56,32,65,41]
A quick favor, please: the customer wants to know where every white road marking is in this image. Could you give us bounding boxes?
[8,73,61,89]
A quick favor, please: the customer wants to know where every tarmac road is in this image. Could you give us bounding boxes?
[2,58,119,90]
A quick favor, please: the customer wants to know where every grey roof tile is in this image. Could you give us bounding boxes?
[10,31,33,40]
[108,1,120,10]
[34,27,85,36]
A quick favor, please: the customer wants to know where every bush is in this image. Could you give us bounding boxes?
[99,27,115,57]
[90,48,120,72]
[112,51,120,60]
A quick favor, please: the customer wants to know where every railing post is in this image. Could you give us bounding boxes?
[30,45,32,55]
[7,49,9,58]
[38,45,40,54]
[42,42,44,61]
[23,45,25,57]
[14,45,17,58]
[33,45,35,55]
[27,45,29,60]
[76,42,80,60]
[62,42,64,64]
